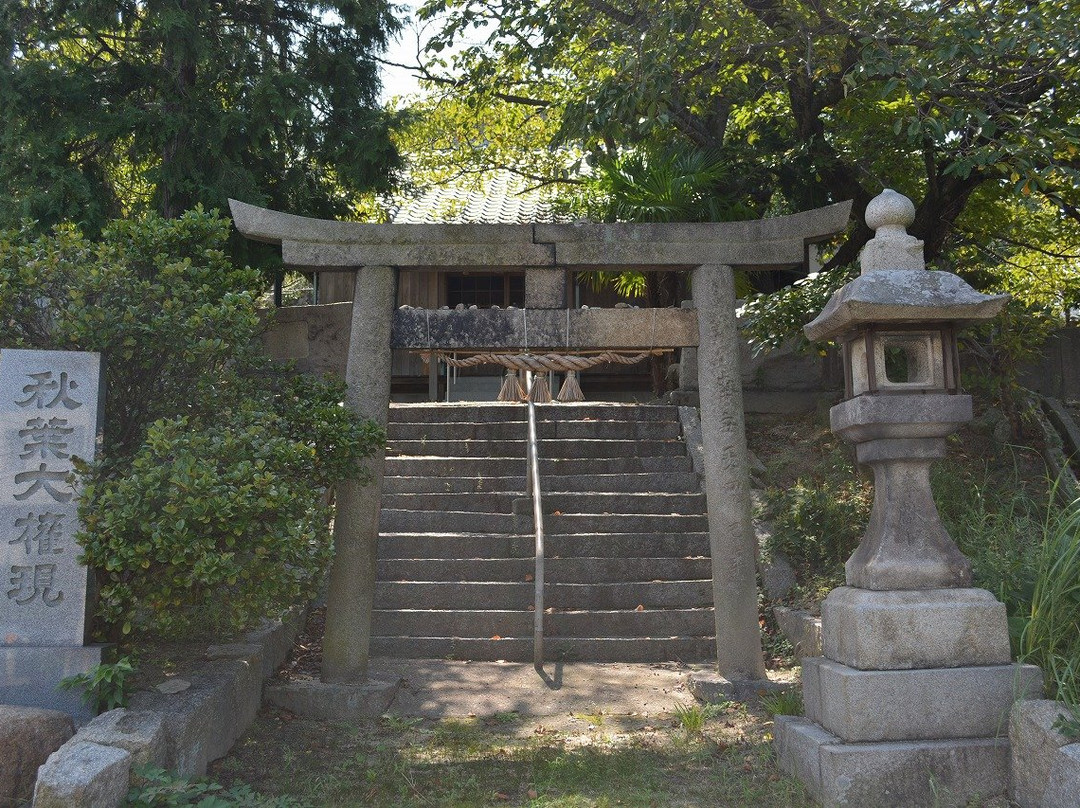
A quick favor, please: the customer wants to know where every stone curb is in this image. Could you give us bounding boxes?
[1009,698,1080,807]
[687,671,793,703]
[264,678,401,720]
[31,604,308,808]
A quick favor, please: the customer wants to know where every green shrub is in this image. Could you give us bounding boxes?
[762,472,872,589]
[1,211,383,642]
[0,211,265,459]
[77,389,382,639]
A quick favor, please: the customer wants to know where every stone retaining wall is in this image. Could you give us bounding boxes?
[30,606,307,807]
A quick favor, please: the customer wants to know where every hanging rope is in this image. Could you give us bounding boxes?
[425,349,670,373]
[419,349,672,403]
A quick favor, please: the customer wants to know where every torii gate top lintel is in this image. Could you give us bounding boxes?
[228,198,853,271]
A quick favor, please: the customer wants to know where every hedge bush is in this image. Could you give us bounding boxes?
[0,210,383,641]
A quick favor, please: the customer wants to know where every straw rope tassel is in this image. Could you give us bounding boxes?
[498,369,526,402]
[530,373,551,404]
[557,370,584,402]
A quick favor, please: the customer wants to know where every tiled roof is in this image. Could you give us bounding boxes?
[389,171,566,224]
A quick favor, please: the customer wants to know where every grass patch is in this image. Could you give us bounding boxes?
[1016,493,1080,707]
[759,689,804,718]
[209,704,815,807]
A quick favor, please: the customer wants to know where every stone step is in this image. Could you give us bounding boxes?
[379,509,708,534]
[374,401,705,662]
[388,438,685,459]
[374,580,712,610]
[376,556,713,583]
[372,608,715,637]
[382,492,520,512]
[381,472,701,495]
[389,403,680,424]
[378,532,711,559]
[539,491,706,515]
[384,455,693,477]
[387,419,682,442]
[383,490,706,514]
[370,635,714,662]
[383,475,526,494]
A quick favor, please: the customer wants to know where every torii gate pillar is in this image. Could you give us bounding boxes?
[693,264,768,684]
[321,266,395,682]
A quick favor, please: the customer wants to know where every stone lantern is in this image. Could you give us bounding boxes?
[776,189,1043,807]
[804,188,1010,592]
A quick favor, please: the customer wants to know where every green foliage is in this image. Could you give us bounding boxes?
[1052,711,1080,740]
[672,702,726,738]
[589,147,757,225]
[740,263,858,356]
[1,0,401,239]
[761,458,872,589]
[0,211,383,641]
[127,766,305,807]
[421,0,1080,267]
[0,210,264,458]
[76,396,380,639]
[759,689,804,718]
[933,453,1046,619]
[58,656,138,713]
[1015,496,1080,707]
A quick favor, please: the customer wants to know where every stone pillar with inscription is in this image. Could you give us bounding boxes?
[0,349,106,723]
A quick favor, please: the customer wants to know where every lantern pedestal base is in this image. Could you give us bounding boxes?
[776,716,1011,808]
[777,585,1043,807]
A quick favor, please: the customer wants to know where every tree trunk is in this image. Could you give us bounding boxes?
[160,0,196,219]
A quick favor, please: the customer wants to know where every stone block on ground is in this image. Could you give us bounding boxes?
[264,678,401,720]
[821,587,1011,670]
[686,671,792,703]
[72,708,166,771]
[1043,743,1080,808]
[773,606,821,658]
[775,715,1010,808]
[1009,699,1078,808]
[32,740,130,808]
[803,657,1042,742]
[0,705,74,808]
[127,658,260,776]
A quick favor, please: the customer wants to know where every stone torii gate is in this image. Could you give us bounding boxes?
[230,198,852,691]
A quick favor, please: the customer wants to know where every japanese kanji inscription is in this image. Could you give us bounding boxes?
[0,349,102,646]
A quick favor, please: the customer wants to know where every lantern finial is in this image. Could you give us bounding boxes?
[860,189,924,274]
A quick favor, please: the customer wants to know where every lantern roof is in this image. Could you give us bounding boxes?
[804,190,1008,343]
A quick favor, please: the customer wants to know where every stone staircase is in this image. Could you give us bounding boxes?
[372,402,715,662]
